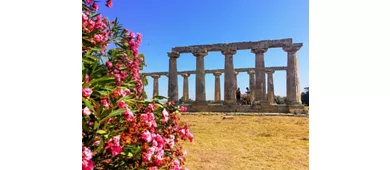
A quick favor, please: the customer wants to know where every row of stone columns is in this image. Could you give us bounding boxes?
[166,45,301,105]
[150,70,276,104]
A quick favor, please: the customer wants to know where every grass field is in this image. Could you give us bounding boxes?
[180,115,309,170]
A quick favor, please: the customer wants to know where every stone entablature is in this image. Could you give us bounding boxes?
[172,38,295,53]
[142,67,287,76]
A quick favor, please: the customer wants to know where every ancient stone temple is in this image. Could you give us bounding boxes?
[142,38,306,114]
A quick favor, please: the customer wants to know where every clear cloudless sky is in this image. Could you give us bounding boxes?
[98,0,308,100]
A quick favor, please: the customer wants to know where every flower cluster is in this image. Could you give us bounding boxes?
[82,1,192,170]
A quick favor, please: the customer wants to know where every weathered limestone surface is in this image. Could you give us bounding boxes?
[181,73,190,102]
[283,43,302,105]
[251,48,268,102]
[193,49,208,103]
[222,50,237,104]
[168,51,180,102]
[151,74,161,97]
[233,71,239,96]
[266,70,276,105]
[142,67,287,76]
[248,70,256,103]
[172,38,293,53]
[213,72,222,102]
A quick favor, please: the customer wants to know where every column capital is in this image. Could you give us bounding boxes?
[168,51,180,58]
[192,48,208,57]
[251,48,268,54]
[247,69,255,75]
[180,73,190,78]
[151,74,161,79]
[266,70,275,74]
[221,49,237,56]
[213,71,222,77]
[283,46,301,53]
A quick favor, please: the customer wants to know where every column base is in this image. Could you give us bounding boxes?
[223,99,235,105]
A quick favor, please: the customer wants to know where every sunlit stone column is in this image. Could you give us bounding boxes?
[221,49,237,104]
[181,73,190,102]
[247,70,256,103]
[251,48,268,102]
[266,70,276,105]
[233,71,239,99]
[193,49,208,103]
[283,44,302,105]
[213,71,222,102]
[151,74,161,97]
[168,51,180,103]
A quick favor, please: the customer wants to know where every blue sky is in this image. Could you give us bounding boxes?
[98,0,308,100]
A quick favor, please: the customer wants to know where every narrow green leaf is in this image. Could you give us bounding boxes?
[96,130,106,134]
[83,99,95,113]
[99,108,126,123]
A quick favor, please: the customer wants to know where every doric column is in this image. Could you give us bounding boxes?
[247,70,256,103]
[180,73,190,102]
[283,44,302,105]
[168,51,180,103]
[151,74,161,97]
[213,72,222,102]
[193,49,208,103]
[251,48,268,102]
[233,71,239,99]
[266,70,276,105]
[221,49,237,104]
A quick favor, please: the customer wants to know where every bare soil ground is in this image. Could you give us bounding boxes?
[180,115,309,170]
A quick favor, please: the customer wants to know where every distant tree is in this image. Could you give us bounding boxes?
[301,87,309,105]
[274,95,287,104]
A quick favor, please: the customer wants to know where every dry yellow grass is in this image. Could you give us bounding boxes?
[180,115,309,170]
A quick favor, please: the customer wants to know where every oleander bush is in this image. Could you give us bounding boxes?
[82,1,193,169]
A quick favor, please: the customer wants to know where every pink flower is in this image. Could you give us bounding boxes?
[179,106,188,112]
[92,2,99,11]
[100,99,109,108]
[82,147,95,169]
[115,74,121,82]
[150,167,158,170]
[105,0,113,8]
[92,140,100,146]
[86,0,92,4]
[117,100,127,109]
[111,146,122,157]
[124,89,131,96]
[141,131,152,142]
[124,109,134,122]
[179,129,186,137]
[84,74,89,84]
[82,159,94,170]
[188,133,194,142]
[94,34,103,42]
[140,114,149,122]
[82,88,92,98]
[113,135,120,145]
[106,61,112,68]
[152,140,158,147]
[82,146,93,160]
[82,13,88,22]
[82,107,92,116]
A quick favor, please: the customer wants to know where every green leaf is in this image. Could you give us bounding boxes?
[93,121,100,130]
[99,108,126,123]
[83,99,95,113]
[96,130,107,134]
[89,76,115,85]
[153,96,168,100]
[97,137,104,152]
